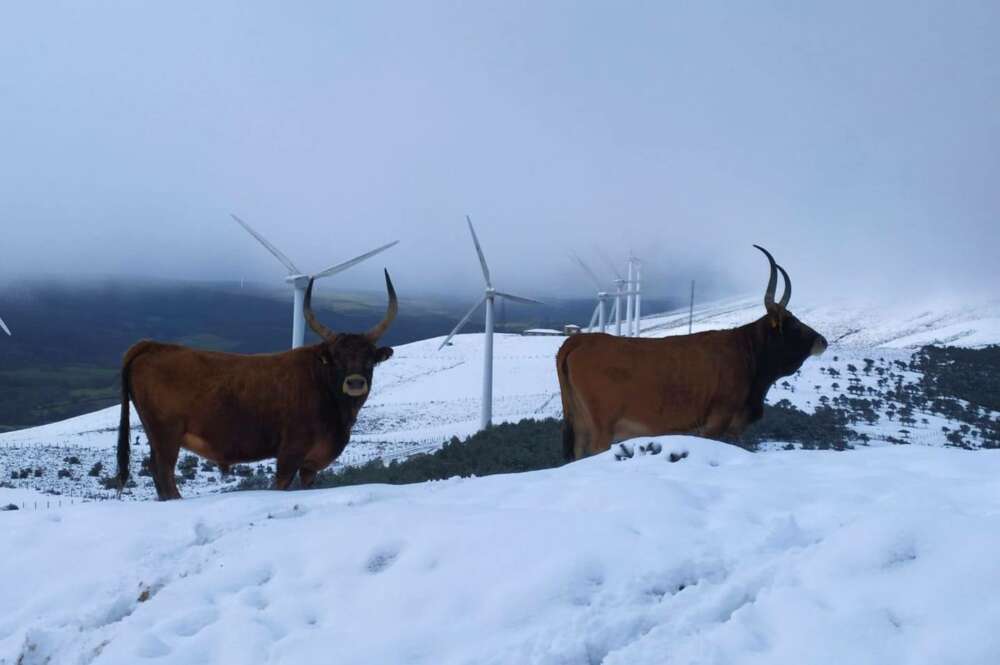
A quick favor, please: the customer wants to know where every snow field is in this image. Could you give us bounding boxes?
[3,438,1000,664]
[2,294,999,500]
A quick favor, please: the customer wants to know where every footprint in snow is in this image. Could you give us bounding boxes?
[192,520,221,546]
[366,545,402,574]
[135,633,172,658]
[266,503,308,520]
[239,587,269,610]
[163,607,219,637]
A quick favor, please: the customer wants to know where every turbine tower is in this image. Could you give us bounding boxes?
[631,255,642,337]
[625,257,635,336]
[596,250,640,337]
[231,214,398,349]
[571,254,611,333]
[439,216,543,430]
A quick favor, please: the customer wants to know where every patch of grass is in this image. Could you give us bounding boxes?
[234,418,565,492]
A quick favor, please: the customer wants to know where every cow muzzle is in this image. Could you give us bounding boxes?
[811,336,828,357]
[343,375,369,397]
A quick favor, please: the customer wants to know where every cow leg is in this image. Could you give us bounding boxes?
[274,451,305,491]
[572,417,600,459]
[698,409,734,439]
[144,422,182,501]
[298,468,318,489]
[588,427,616,457]
[156,441,182,500]
[147,446,166,499]
[572,428,591,461]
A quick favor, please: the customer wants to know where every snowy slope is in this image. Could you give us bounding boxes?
[2,295,999,499]
[4,438,1000,665]
[640,294,1000,350]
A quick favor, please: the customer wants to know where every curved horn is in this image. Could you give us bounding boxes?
[753,245,778,309]
[777,264,791,308]
[303,278,338,343]
[366,269,398,342]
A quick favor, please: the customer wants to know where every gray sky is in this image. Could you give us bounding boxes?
[1,1,997,303]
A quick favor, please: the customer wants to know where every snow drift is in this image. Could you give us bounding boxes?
[3,436,1000,665]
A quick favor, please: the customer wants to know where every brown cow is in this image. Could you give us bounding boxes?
[557,247,827,460]
[116,271,398,499]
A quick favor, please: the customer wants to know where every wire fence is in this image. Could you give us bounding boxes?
[2,496,108,512]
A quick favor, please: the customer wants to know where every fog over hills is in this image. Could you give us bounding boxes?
[0,277,676,431]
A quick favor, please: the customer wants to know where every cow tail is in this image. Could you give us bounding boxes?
[117,343,146,493]
[556,340,577,462]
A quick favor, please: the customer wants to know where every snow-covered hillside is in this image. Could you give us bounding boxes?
[1,295,999,499]
[4,438,1000,665]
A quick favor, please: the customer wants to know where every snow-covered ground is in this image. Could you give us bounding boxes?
[2,296,999,662]
[2,295,999,499]
[4,437,1000,665]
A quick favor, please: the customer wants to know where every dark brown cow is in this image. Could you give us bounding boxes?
[116,271,398,499]
[557,247,827,460]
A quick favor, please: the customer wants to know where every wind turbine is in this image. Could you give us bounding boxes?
[231,214,398,349]
[597,252,638,337]
[629,254,643,337]
[439,216,543,430]
[571,254,611,333]
[625,255,635,335]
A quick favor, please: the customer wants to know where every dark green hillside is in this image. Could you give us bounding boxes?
[0,280,658,432]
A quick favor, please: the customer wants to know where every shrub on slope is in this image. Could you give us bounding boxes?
[916,345,1000,412]
[741,400,855,450]
[235,418,566,491]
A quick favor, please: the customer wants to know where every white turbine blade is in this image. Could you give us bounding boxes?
[587,304,600,332]
[231,214,301,274]
[0,315,10,336]
[610,298,619,319]
[311,240,400,279]
[438,296,487,350]
[571,253,605,291]
[494,291,544,306]
[466,215,492,288]
[597,248,623,280]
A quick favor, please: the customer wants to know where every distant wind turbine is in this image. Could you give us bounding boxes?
[596,253,638,337]
[628,254,643,337]
[231,214,398,349]
[571,254,611,333]
[439,216,543,430]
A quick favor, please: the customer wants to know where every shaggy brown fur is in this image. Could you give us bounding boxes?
[557,248,827,460]
[117,271,396,500]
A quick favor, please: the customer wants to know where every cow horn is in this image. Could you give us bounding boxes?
[753,244,779,309]
[366,270,398,342]
[777,264,791,308]
[303,278,338,343]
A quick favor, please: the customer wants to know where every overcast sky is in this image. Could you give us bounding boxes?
[1,1,997,303]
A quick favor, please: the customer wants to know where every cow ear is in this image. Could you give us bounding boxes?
[375,346,394,363]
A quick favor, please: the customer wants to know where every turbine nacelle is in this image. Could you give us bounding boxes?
[231,213,398,349]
